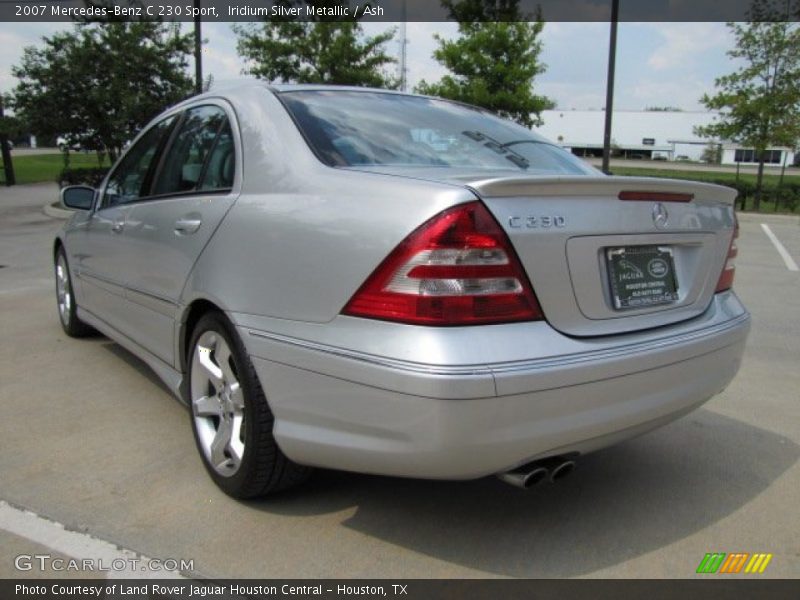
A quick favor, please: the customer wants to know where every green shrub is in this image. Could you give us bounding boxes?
[57,167,109,188]
[659,177,798,212]
[773,185,799,212]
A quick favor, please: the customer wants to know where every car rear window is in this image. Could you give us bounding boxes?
[279,90,593,175]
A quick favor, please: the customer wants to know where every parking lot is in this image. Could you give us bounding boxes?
[0,183,798,579]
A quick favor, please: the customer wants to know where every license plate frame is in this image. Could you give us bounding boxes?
[606,245,679,310]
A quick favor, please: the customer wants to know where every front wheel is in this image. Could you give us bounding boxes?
[188,312,311,498]
[55,247,94,337]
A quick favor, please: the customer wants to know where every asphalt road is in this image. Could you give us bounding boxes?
[0,183,798,580]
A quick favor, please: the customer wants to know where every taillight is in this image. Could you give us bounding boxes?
[715,216,739,293]
[343,201,543,325]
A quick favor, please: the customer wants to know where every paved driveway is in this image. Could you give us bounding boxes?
[0,184,798,579]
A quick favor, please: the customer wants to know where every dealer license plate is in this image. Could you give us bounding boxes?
[606,245,678,310]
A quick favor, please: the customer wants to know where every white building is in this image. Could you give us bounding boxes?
[535,109,796,166]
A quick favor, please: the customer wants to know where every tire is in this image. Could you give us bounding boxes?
[187,312,311,498]
[54,247,94,337]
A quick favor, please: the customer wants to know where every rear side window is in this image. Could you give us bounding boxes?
[199,119,235,191]
[153,105,234,196]
[104,116,176,207]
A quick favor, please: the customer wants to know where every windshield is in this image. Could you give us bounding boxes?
[279,90,594,176]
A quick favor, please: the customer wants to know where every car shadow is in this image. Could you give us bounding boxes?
[89,337,797,577]
[244,409,798,577]
[100,340,179,401]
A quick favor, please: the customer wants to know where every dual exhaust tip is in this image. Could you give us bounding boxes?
[497,457,576,490]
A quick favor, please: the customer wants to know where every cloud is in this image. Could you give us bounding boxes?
[404,22,457,89]
[0,24,65,94]
[0,32,26,92]
[628,77,713,111]
[537,82,607,111]
[644,23,731,71]
[200,23,247,82]
[361,21,457,90]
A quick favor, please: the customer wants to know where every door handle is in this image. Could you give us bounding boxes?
[174,218,202,235]
[111,220,125,233]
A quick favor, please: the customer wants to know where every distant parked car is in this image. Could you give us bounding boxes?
[54,83,750,498]
[56,137,82,152]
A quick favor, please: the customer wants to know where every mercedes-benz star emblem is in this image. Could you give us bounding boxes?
[652,203,669,229]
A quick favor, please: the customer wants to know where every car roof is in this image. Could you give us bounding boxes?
[269,83,412,96]
[179,80,482,111]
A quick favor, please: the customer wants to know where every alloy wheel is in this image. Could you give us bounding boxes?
[191,331,246,477]
[55,254,72,326]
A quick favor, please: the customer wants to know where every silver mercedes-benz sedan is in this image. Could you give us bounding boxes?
[54,83,749,498]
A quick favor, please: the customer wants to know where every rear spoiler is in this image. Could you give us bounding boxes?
[465,176,737,206]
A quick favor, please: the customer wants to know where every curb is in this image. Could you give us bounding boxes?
[43,201,74,220]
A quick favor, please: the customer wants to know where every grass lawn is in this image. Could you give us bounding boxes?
[609,166,800,186]
[609,165,800,213]
[1,152,108,185]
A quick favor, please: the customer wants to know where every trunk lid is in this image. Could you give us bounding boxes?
[467,175,737,336]
[348,167,737,336]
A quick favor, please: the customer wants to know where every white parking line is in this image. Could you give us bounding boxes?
[761,224,800,272]
[0,500,184,579]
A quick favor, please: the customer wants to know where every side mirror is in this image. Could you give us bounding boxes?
[61,186,95,211]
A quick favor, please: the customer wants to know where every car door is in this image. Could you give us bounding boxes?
[75,115,177,329]
[116,103,240,366]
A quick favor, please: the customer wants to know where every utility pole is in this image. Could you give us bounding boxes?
[0,98,16,187]
[194,0,203,94]
[601,0,619,175]
[398,1,408,91]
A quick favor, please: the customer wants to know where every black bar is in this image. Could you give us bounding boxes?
[1,579,799,600]
[0,0,796,23]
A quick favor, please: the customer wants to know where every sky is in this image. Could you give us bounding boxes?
[0,21,736,112]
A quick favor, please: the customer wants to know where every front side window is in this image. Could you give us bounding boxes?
[152,106,233,196]
[279,90,594,176]
[103,116,176,207]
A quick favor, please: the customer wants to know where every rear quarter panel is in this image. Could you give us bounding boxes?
[181,87,474,323]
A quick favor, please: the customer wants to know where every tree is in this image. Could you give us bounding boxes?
[415,0,554,127]
[0,94,19,186]
[235,1,397,88]
[696,4,800,210]
[12,22,193,161]
[700,142,723,164]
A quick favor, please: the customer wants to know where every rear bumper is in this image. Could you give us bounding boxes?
[237,292,750,479]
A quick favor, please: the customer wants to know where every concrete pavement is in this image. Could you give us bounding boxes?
[5,147,62,157]
[0,183,798,579]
